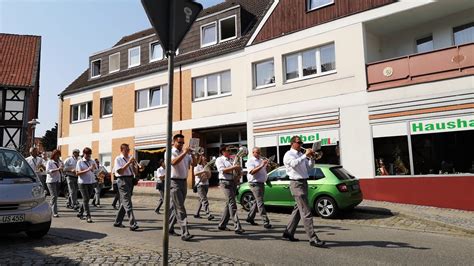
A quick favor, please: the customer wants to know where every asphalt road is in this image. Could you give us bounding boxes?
[13,194,464,266]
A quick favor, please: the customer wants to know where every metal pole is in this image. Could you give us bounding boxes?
[162,1,176,265]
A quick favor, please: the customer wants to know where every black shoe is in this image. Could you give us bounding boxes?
[154,209,161,214]
[113,205,119,210]
[246,218,258,226]
[193,214,201,219]
[130,224,139,231]
[282,232,299,242]
[207,215,215,221]
[86,217,93,223]
[169,230,181,236]
[264,223,272,229]
[66,205,73,209]
[73,206,80,211]
[77,213,84,219]
[218,226,231,231]
[181,234,194,241]
[235,229,245,235]
[309,238,326,248]
[113,223,125,228]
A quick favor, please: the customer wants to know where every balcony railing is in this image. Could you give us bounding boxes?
[366,42,473,91]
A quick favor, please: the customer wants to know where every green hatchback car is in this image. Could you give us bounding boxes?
[237,164,363,218]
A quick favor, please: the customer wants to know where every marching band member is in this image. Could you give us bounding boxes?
[45,149,63,218]
[245,147,272,229]
[216,144,244,234]
[193,155,214,221]
[63,149,80,210]
[25,147,46,195]
[75,147,97,223]
[282,136,325,247]
[154,159,166,214]
[92,158,105,208]
[113,143,140,231]
[167,134,196,241]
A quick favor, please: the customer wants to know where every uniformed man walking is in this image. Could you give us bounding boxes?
[282,136,325,247]
[63,149,80,210]
[167,134,196,241]
[246,147,272,229]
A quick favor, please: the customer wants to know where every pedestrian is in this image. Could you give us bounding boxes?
[245,147,272,229]
[215,144,244,234]
[167,134,196,241]
[45,149,63,218]
[92,158,105,208]
[25,147,46,195]
[113,143,140,231]
[63,149,80,210]
[282,136,325,247]
[193,155,214,220]
[76,147,97,223]
[154,159,165,214]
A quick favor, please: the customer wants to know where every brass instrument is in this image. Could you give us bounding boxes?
[191,146,205,162]
[36,164,46,173]
[231,146,248,183]
[262,155,279,172]
[201,156,216,181]
[300,141,323,161]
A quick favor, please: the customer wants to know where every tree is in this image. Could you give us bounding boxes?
[41,123,58,151]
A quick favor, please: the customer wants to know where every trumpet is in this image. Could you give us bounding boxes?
[191,146,205,161]
[300,147,323,160]
[261,155,279,172]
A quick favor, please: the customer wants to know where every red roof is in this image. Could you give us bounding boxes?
[0,33,41,87]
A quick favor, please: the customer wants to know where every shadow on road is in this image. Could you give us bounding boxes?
[326,240,430,250]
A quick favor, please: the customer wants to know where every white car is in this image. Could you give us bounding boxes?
[0,147,51,238]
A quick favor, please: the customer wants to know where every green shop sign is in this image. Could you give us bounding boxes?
[278,130,338,146]
[410,115,474,135]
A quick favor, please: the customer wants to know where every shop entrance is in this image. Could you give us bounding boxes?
[135,147,165,180]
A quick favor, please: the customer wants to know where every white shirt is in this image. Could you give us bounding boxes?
[155,166,165,183]
[76,158,97,184]
[215,155,233,180]
[25,156,45,175]
[283,148,314,180]
[46,160,62,183]
[194,164,209,186]
[246,156,267,183]
[63,156,79,176]
[166,147,192,179]
[114,154,134,177]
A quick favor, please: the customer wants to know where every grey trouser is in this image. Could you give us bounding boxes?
[78,183,94,218]
[285,180,318,241]
[247,182,270,225]
[47,182,60,215]
[155,183,164,212]
[39,175,47,195]
[115,176,136,226]
[66,175,79,207]
[92,183,102,205]
[169,179,189,235]
[196,184,210,216]
[112,182,120,206]
[218,179,242,231]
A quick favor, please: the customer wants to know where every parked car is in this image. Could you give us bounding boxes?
[0,148,51,238]
[237,164,363,218]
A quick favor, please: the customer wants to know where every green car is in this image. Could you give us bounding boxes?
[237,164,363,218]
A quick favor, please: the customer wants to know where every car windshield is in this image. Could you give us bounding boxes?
[0,149,36,179]
[330,166,356,180]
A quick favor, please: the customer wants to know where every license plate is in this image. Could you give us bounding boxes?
[0,214,25,224]
[352,184,360,191]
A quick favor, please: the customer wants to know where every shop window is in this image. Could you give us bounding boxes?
[373,136,411,176]
[206,132,220,144]
[411,130,474,175]
[222,131,239,143]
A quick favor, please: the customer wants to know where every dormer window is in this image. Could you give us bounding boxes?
[201,22,217,47]
[109,52,120,73]
[307,0,334,11]
[91,59,101,78]
[150,42,163,62]
[219,16,237,42]
[128,46,141,68]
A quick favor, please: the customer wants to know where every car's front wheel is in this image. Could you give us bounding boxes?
[26,223,51,239]
[314,196,338,219]
[240,192,255,211]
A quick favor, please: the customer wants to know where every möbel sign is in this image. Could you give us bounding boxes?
[410,115,474,135]
[279,130,338,146]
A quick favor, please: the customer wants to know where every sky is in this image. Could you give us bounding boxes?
[0,0,224,136]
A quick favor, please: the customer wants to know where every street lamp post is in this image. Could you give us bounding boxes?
[28,118,40,148]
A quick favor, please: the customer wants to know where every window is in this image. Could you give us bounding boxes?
[150,42,163,62]
[307,0,334,11]
[100,97,113,117]
[309,168,325,180]
[268,168,288,181]
[219,16,236,41]
[91,59,101,78]
[254,59,275,89]
[193,70,231,100]
[201,22,217,47]
[416,36,434,53]
[412,131,474,175]
[128,46,140,68]
[373,136,411,176]
[109,53,120,73]
[284,43,335,82]
[71,102,93,122]
[453,22,473,45]
[99,153,112,172]
[136,85,168,111]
